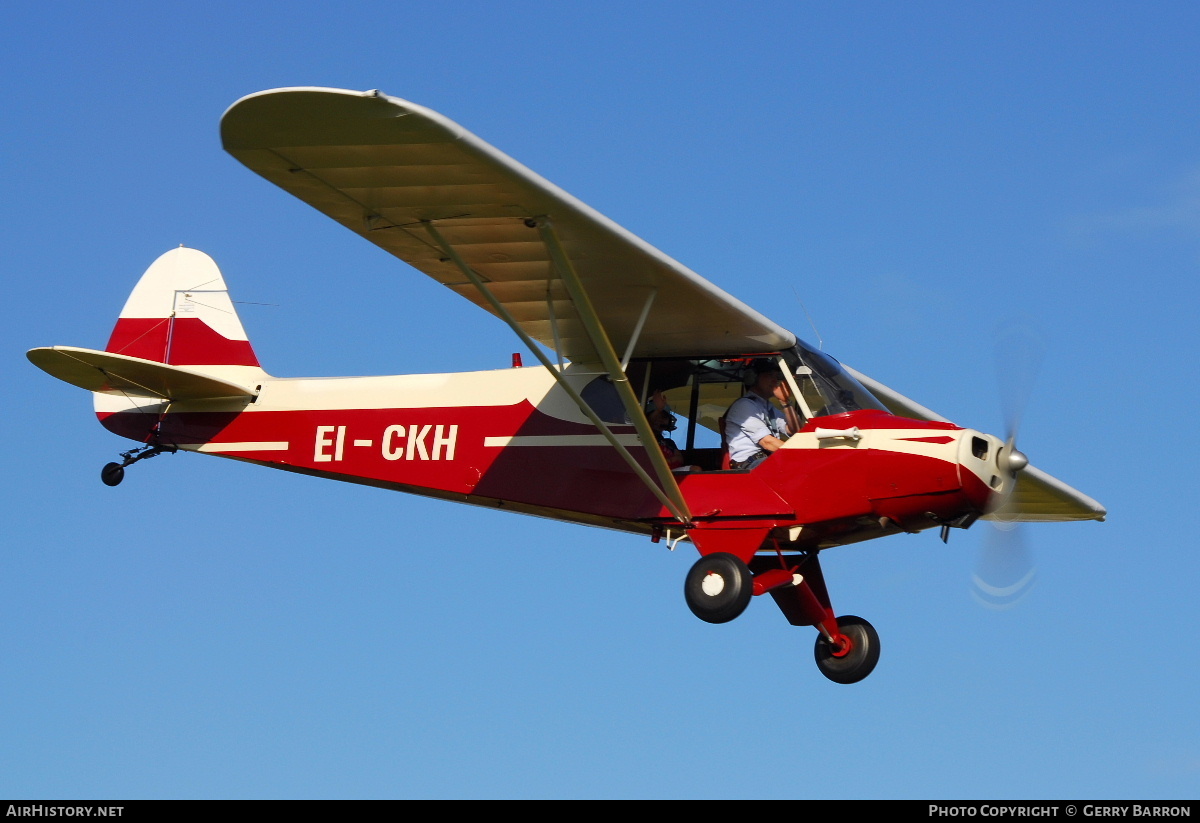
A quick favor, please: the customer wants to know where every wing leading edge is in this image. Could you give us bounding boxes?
[220,87,795,363]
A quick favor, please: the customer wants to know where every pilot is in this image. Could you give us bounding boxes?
[724,360,801,470]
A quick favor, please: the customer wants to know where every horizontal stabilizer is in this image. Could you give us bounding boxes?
[27,346,258,401]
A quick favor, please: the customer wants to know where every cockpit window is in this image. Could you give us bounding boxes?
[581,375,629,424]
[782,342,886,418]
[621,346,887,467]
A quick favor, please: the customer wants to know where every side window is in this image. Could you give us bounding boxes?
[581,376,628,425]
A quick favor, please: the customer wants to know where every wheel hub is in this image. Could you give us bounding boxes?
[828,632,854,658]
[701,572,726,597]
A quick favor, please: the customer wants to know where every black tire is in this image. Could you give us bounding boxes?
[684,552,753,624]
[100,462,125,487]
[814,615,880,684]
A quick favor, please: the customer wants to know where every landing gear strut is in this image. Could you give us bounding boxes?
[747,552,881,683]
[683,547,882,683]
[100,443,177,486]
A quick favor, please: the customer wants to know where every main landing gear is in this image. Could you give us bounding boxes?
[682,551,881,684]
[813,615,880,685]
[100,443,177,486]
[684,552,753,624]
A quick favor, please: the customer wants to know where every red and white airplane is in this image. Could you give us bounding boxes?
[28,87,1105,684]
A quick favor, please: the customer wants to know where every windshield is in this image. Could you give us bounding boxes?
[781,342,887,418]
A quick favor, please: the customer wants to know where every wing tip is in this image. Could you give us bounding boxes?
[223,85,377,114]
[220,87,466,153]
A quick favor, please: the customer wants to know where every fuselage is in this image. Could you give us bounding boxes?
[95,363,1006,559]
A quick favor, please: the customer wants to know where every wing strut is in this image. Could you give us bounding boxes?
[533,217,693,524]
[423,221,693,526]
[621,289,657,370]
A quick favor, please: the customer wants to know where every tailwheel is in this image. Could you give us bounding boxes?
[684,552,753,624]
[99,442,177,487]
[100,462,125,487]
[814,615,880,684]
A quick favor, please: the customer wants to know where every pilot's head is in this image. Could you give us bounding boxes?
[748,359,783,395]
[646,392,678,433]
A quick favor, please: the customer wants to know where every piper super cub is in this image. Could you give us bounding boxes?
[28,87,1106,684]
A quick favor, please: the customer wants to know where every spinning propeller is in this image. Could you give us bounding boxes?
[972,326,1043,609]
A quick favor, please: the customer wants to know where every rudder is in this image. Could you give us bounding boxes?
[105,246,261,368]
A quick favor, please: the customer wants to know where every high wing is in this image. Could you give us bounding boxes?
[220,87,795,364]
[220,87,1102,526]
[845,365,1106,523]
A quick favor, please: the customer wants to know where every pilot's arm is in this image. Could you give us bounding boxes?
[756,431,787,452]
[774,381,803,437]
[726,397,787,456]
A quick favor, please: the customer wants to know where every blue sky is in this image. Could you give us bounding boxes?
[3,0,1198,799]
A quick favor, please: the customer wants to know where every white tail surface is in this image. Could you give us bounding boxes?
[95,247,267,425]
[105,247,263,372]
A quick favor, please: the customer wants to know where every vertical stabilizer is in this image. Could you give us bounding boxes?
[94,247,266,443]
[105,247,261,369]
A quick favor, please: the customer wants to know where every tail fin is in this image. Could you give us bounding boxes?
[105,246,261,369]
